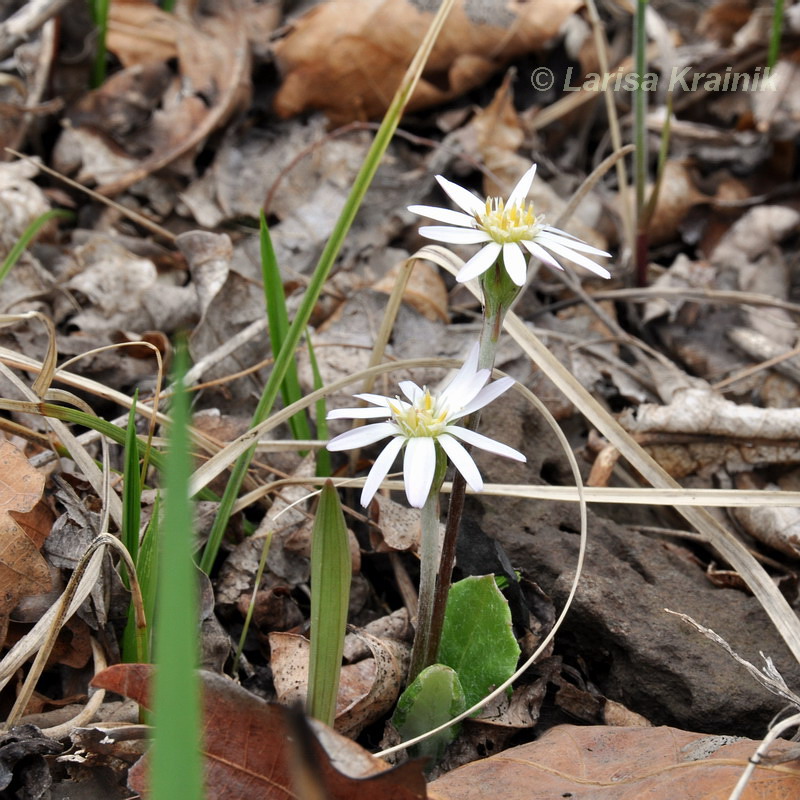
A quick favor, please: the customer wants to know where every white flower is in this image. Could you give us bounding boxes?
[408,164,611,286]
[326,344,525,508]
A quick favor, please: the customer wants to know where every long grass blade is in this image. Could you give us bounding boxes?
[121,391,141,583]
[151,339,203,800]
[259,212,312,444]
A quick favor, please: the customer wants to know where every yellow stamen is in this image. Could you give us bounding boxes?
[477,197,539,244]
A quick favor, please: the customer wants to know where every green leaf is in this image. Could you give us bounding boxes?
[438,575,520,709]
[123,496,159,663]
[392,664,466,764]
[259,212,312,445]
[121,391,141,583]
[151,338,203,800]
[307,480,351,726]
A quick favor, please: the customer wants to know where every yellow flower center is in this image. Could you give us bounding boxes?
[476,198,538,244]
[389,389,449,438]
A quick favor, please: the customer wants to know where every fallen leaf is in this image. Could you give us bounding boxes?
[269,630,409,738]
[369,494,422,553]
[62,0,252,196]
[273,0,582,122]
[0,439,50,648]
[372,259,449,323]
[92,664,427,799]
[428,724,800,799]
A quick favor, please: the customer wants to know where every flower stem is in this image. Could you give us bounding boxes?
[418,262,508,676]
[408,490,442,682]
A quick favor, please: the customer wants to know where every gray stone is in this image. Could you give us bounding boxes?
[469,392,800,737]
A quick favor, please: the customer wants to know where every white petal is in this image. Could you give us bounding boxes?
[506,164,537,209]
[502,243,528,286]
[360,435,404,507]
[440,344,482,403]
[399,381,424,403]
[454,376,515,418]
[540,226,611,256]
[521,239,563,270]
[351,392,393,408]
[434,175,485,216]
[438,434,483,492]
[407,205,478,227]
[445,426,526,462]
[535,237,612,279]
[403,437,436,508]
[327,406,391,420]
[452,369,492,410]
[326,422,397,451]
[455,242,502,283]
[419,226,491,245]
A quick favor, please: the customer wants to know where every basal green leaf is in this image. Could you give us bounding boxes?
[438,575,520,709]
[392,664,466,764]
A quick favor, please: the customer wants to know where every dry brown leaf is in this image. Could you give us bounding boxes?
[92,663,427,799]
[65,0,252,196]
[372,259,449,323]
[645,161,711,245]
[269,631,409,739]
[273,0,582,122]
[0,439,50,648]
[369,494,422,553]
[428,724,800,799]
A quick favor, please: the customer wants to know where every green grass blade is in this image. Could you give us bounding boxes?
[90,0,110,87]
[768,0,785,69]
[259,212,312,444]
[199,0,457,574]
[306,331,331,477]
[307,481,351,726]
[121,391,141,585]
[139,496,160,661]
[0,209,73,287]
[151,338,203,800]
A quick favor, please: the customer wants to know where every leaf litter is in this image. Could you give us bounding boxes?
[2,0,800,797]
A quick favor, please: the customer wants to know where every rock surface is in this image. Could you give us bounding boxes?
[471,391,800,737]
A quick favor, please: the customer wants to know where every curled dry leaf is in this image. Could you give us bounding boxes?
[273,0,582,122]
[732,474,800,558]
[91,664,427,800]
[269,630,409,739]
[0,439,50,648]
[620,375,800,440]
[371,259,449,323]
[428,724,800,799]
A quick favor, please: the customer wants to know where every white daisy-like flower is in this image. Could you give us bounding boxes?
[326,344,525,509]
[408,164,611,286]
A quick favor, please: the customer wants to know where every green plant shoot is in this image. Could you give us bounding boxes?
[307,480,351,726]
